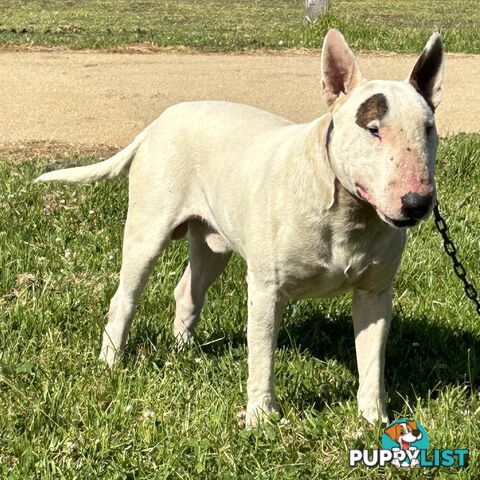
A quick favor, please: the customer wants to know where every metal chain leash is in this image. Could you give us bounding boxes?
[433,203,480,316]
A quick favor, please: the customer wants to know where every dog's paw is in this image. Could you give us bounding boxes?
[173,329,194,351]
[237,407,281,429]
[98,345,119,368]
[358,400,389,425]
[410,458,420,468]
[238,396,280,429]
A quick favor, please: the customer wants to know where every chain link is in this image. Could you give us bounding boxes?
[433,204,480,316]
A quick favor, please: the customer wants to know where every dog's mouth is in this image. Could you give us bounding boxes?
[355,183,420,229]
[355,184,372,204]
[401,440,410,450]
[384,216,419,228]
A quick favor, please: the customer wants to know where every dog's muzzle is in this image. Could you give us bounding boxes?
[401,192,433,220]
[386,191,434,227]
[356,184,434,228]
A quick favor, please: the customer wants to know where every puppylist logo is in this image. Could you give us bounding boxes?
[349,418,469,468]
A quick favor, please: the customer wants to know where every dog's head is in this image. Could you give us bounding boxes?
[384,421,423,448]
[322,29,444,228]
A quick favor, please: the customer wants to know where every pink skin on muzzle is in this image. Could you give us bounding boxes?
[354,130,435,226]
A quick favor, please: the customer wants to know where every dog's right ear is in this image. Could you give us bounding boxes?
[321,29,363,108]
[406,420,418,431]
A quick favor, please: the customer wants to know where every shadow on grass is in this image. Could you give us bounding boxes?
[206,306,478,411]
[279,309,479,409]
[126,302,479,415]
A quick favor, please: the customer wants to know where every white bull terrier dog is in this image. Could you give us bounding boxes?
[36,29,444,427]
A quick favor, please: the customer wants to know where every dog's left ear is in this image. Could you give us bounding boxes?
[321,29,363,108]
[408,33,444,111]
[384,423,401,441]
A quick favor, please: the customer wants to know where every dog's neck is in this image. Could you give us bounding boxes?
[291,114,386,233]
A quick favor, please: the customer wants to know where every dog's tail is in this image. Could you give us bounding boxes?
[34,124,151,184]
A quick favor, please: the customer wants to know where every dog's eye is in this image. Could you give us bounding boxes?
[367,125,380,137]
[400,429,405,434]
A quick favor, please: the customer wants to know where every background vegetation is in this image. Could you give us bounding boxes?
[0,0,479,52]
[1,134,479,478]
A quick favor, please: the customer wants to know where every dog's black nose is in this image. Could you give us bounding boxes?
[412,429,421,437]
[401,192,432,220]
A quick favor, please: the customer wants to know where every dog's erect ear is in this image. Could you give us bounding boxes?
[408,33,444,111]
[406,420,418,431]
[384,423,402,441]
[321,29,363,108]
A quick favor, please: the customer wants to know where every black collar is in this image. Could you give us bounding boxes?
[326,118,334,158]
[326,118,334,151]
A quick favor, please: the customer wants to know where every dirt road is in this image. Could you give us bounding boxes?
[1,50,479,151]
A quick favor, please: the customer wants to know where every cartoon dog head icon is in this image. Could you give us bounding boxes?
[384,420,422,450]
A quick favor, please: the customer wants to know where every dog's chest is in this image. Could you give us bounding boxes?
[279,190,404,299]
[282,231,381,299]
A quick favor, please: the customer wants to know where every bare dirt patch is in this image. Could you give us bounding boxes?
[0,50,478,159]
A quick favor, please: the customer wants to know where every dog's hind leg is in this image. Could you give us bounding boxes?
[99,208,175,367]
[173,221,231,347]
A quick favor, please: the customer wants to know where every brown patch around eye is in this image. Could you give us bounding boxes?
[355,93,388,129]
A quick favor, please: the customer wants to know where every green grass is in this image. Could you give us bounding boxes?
[1,133,479,478]
[0,0,479,53]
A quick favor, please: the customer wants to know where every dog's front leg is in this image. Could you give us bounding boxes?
[244,276,284,428]
[352,287,392,424]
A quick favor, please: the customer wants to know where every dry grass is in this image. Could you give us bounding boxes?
[0,141,118,162]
